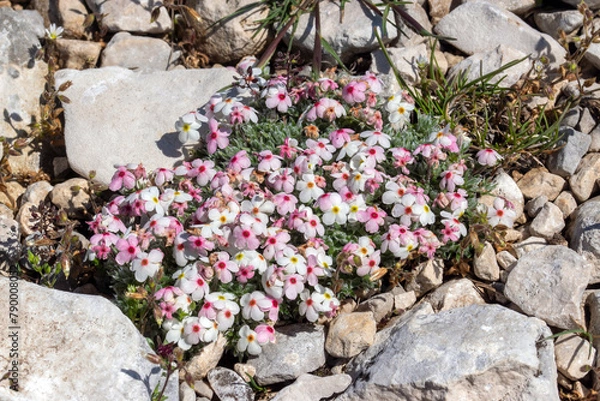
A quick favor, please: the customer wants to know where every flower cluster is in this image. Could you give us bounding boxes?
[89,58,514,356]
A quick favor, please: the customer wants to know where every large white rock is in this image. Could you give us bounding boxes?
[0,277,177,400]
[335,303,559,401]
[435,1,566,68]
[54,66,236,186]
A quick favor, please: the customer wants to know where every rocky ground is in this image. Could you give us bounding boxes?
[2,0,600,400]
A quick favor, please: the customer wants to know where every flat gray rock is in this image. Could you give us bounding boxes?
[435,1,565,67]
[569,197,600,282]
[335,304,559,401]
[54,66,235,185]
[286,0,398,63]
[0,277,178,400]
[272,374,352,401]
[101,32,176,72]
[504,245,589,329]
[85,0,172,34]
[247,324,326,386]
[207,367,253,401]
[546,127,591,177]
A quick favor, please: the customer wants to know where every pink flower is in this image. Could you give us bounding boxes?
[257,150,283,172]
[206,118,230,154]
[262,228,291,260]
[109,166,136,192]
[306,98,345,121]
[342,81,367,104]
[278,137,299,159]
[255,324,276,344]
[476,148,503,166]
[283,274,305,300]
[233,224,261,250]
[329,128,354,148]
[358,206,386,233]
[363,71,383,93]
[213,252,239,283]
[115,235,140,265]
[306,138,335,161]
[273,192,298,216]
[439,169,464,192]
[228,150,251,173]
[177,265,210,301]
[265,85,292,113]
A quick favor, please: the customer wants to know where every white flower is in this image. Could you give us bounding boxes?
[176,111,204,143]
[296,174,324,203]
[237,325,262,355]
[45,23,64,40]
[321,193,349,226]
[131,249,163,282]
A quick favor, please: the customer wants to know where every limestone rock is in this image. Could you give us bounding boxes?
[473,241,500,281]
[84,0,171,34]
[336,304,559,401]
[57,0,92,39]
[21,181,53,205]
[462,0,537,14]
[207,367,253,401]
[512,236,548,258]
[49,178,90,218]
[286,0,398,64]
[569,198,600,277]
[393,290,417,312]
[101,32,176,72]
[186,0,268,65]
[534,9,583,39]
[0,9,46,175]
[371,43,447,92]
[569,153,600,202]
[554,333,596,381]
[546,127,591,177]
[325,311,377,358]
[517,167,566,201]
[504,245,589,330]
[528,202,566,240]
[405,258,444,297]
[181,333,227,381]
[497,250,517,271]
[247,324,326,385]
[525,195,548,218]
[355,292,394,323]
[55,39,102,70]
[0,277,178,400]
[447,45,531,88]
[435,2,566,68]
[426,278,486,312]
[54,66,236,185]
[272,373,352,401]
[554,191,578,219]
